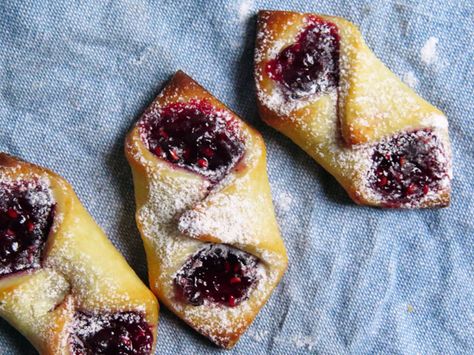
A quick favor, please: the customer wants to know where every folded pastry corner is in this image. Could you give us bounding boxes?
[125,70,287,348]
[255,10,452,208]
[0,153,158,354]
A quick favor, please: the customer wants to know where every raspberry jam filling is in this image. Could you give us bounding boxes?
[139,100,245,183]
[266,16,340,99]
[0,180,55,277]
[175,244,260,307]
[369,129,449,205]
[70,311,153,355]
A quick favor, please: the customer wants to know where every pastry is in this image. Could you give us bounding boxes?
[0,153,158,354]
[125,71,287,348]
[255,10,452,208]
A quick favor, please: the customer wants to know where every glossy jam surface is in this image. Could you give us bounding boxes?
[70,311,153,355]
[139,100,245,183]
[266,16,340,99]
[369,129,449,206]
[175,244,260,307]
[0,180,55,277]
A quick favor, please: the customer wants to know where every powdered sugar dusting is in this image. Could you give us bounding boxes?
[421,114,449,130]
[247,328,269,342]
[292,333,317,350]
[238,0,253,23]
[402,71,419,88]
[0,269,70,345]
[275,191,293,213]
[177,141,266,246]
[421,37,439,65]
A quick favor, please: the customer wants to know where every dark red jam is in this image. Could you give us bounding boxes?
[69,311,153,355]
[266,16,340,99]
[139,100,245,183]
[174,244,260,307]
[0,180,55,277]
[369,129,449,206]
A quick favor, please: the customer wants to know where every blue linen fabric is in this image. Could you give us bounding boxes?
[0,0,473,354]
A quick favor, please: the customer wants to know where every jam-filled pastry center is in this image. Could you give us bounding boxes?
[266,15,340,99]
[175,244,260,307]
[368,129,449,205]
[0,180,55,277]
[139,100,245,183]
[69,311,153,355]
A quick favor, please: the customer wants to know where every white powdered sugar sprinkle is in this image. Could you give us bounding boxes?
[238,0,253,23]
[275,191,293,213]
[292,334,317,350]
[420,37,439,65]
[402,71,419,88]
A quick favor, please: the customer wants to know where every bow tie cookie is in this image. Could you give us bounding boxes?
[255,10,452,208]
[0,153,158,354]
[125,71,288,348]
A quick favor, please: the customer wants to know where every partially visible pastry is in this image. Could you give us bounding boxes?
[255,10,452,208]
[0,153,159,354]
[125,70,287,348]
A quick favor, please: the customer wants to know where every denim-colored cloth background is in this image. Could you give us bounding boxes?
[0,0,473,354]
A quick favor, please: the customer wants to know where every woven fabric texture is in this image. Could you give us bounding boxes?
[0,0,473,354]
